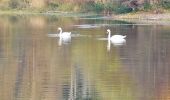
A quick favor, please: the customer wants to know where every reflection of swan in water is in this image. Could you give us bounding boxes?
[107,29,126,51]
[58,27,71,46]
[58,36,71,46]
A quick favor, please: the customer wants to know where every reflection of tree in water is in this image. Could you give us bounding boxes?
[14,39,28,99]
[62,64,97,100]
[1,15,170,100]
[69,35,134,100]
[123,25,170,100]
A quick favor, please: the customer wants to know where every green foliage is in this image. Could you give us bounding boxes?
[47,2,59,10]
[161,1,170,9]
[57,3,74,11]
[8,0,30,9]
[8,0,19,9]
[104,3,115,12]
[82,1,115,13]
[81,1,94,12]
[94,2,105,13]
[143,3,152,10]
[82,1,105,13]
[57,3,81,12]
[3,0,170,13]
[114,5,133,14]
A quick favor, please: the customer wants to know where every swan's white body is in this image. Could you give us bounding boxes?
[110,35,126,41]
[58,27,71,39]
[107,29,126,44]
[107,29,126,51]
[58,27,71,45]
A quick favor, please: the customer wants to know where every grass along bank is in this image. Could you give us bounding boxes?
[0,1,125,15]
[112,11,170,25]
[113,10,170,20]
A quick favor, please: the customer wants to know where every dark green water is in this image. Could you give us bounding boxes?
[0,15,170,100]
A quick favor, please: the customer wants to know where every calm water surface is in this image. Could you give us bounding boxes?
[0,15,170,100]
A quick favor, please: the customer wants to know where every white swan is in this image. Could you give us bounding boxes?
[107,29,126,45]
[58,27,71,45]
[106,29,126,51]
[58,27,71,39]
[47,27,71,38]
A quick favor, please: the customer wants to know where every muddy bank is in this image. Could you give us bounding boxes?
[112,12,170,25]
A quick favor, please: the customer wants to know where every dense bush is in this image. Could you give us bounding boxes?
[8,0,30,9]
[94,2,105,13]
[142,2,152,11]
[161,0,170,9]
[104,3,115,12]
[114,5,133,14]
[8,0,19,9]
[57,3,81,12]
[82,1,104,13]
[47,2,59,10]
[2,0,170,13]
[82,1,115,13]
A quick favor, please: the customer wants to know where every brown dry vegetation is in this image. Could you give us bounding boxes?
[0,0,170,14]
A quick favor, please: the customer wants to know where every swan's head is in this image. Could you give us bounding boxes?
[58,27,62,30]
[107,29,111,34]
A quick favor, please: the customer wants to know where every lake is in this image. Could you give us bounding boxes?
[0,14,170,100]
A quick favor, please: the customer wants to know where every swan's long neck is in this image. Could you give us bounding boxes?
[108,31,111,40]
[107,31,111,51]
[59,29,62,36]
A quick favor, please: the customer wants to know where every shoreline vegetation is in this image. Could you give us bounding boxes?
[114,11,170,20]
[1,0,170,21]
[2,10,170,21]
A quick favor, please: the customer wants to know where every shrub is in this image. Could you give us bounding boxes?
[114,5,133,14]
[8,0,19,9]
[57,3,81,12]
[82,2,116,13]
[58,3,74,11]
[8,0,30,9]
[48,2,59,10]
[143,2,152,11]
[104,3,115,12]
[81,1,94,12]
[94,2,105,13]
[81,1,105,13]
[161,0,170,9]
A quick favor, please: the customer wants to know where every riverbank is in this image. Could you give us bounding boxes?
[112,11,170,25]
[2,9,170,23]
[0,9,41,15]
[0,10,98,17]
[113,11,170,20]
